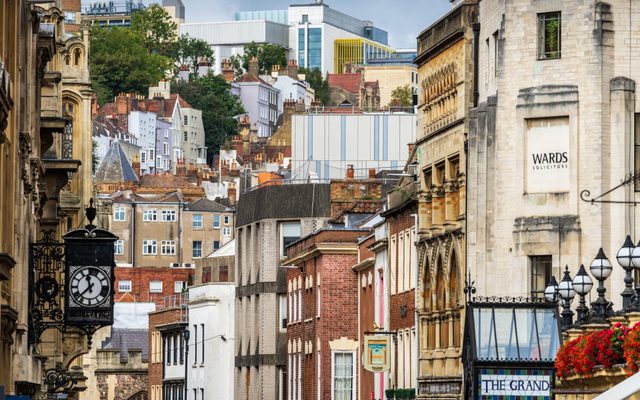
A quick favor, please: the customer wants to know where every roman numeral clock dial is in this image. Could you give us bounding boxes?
[69,266,111,307]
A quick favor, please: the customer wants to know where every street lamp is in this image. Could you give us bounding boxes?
[590,248,613,321]
[616,235,637,310]
[544,276,559,303]
[557,266,576,328]
[572,265,593,324]
[184,328,190,400]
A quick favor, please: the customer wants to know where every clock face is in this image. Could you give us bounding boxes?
[69,266,111,307]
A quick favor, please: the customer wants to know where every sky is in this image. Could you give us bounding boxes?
[178,0,453,49]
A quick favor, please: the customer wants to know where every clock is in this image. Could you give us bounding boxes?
[68,266,111,307]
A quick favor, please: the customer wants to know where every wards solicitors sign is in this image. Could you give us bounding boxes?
[478,369,552,399]
[526,118,570,194]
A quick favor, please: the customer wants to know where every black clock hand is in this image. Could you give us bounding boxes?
[79,277,95,296]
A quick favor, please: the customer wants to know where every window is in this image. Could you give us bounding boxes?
[316,279,321,318]
[280,221,301,257]
[213,241,220,251]
[220,265,228,282]
[149,149,155,160]
[141,152,146,163]
[224,215,230,225]
[333,352,354,400]
[308,28,322,70]
[143,209,157,222]
[531,255,552,298]
[223,227,231,237]
[213,215,220,228]
[114,240,124,255]
[298,28,306,68]
[298,289,303,321]
[302,14,308,23]
[150,280,163,293]
[279,294,287,329]
[192,214,203,229]
[161,210,176,222]
[184,132,188,142]
[201,323,205,363]
[184,115,188,125]
[193,324,198,363]
[538,12,561,60]
[118,280,132,292]
[114,207,126,221]
[64,11,76,23]
[174,281,186,293]
[164,142,169,155]
[202,267,212,283]
[192,241,202,258]
[143,240,157,255]
[161,240,176,255]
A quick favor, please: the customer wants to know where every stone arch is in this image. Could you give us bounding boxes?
[447,246,460,309]
[434,253,446,311]
[421,248,432,312]
[126,391,148,400]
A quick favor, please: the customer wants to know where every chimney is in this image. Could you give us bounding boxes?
[346,164,354,179]
[408,142,415,155]
[116,93,129,115]
[132,154,141,178]
[196,171,203,186]
[227,181,237,205]
[271,64,280,78]
[176,158,187,176]
[197,57,211,77]
[287,59,298,80]
[221,59,235,82]
[368,168,376,179]
[178,64,190,81]
[248,57,259,77]
[284,99,296,114]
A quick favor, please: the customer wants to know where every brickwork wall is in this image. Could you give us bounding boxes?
[115,267,193,306]
[148,308,181,397]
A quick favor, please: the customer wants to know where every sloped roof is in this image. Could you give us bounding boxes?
[185,197,229,212]
[327,73,362,93]
[139,174,196,189]
[95,142,139,184]
[207,238,235,258]
[237,74,271,85]
[102,328,149,361]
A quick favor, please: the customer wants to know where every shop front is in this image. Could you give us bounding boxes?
[463,298,561,399]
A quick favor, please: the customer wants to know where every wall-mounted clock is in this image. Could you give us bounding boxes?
[69,266,111,307]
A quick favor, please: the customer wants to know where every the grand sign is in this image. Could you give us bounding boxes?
[526,117,570,193]
[363,335,391,372]
[478,369,552,399]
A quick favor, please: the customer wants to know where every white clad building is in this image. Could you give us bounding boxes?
[129,110,158,174]
[187,283,235,400]
[291,112,416,181]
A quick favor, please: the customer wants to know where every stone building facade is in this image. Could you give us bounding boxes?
[468,0,640,309]
[0,1,96,397]
[234,184,331,400]
[414,1,477,398]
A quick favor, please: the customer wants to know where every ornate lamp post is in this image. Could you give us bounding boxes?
[629,240,640,311]
[616,235,637,310]
[557,266,576,328]
[589,248,613,321]
[572,265,593,324]
[544,276,559,303]
[184,328,190,400]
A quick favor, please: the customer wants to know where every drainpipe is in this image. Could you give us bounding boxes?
[473,22,481,107]
[132,202,136,268]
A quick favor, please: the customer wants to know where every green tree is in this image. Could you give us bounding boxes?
[389,84,413,108]
[131,4,177,56]
[300,68,329,105]
[172,74,245,162]
[169,34,214,76]
[90,26,171,104]
[232,42,287,76]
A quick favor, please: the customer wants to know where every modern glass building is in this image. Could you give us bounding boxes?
[235,9,289,25]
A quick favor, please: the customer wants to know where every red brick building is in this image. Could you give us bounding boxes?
[115,266,194,307]
[284,229,365,400]
[148,294,189,400]
[381,177,419,393]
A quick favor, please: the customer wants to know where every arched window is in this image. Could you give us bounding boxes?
[422,257,432,312]
[65,55,70,65]
[435,255,449,349]
[74,48,81,66]
[449,250,459,308]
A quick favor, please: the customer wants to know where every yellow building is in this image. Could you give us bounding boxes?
[414,1,477,399]
[334,38,395,74]
[363,64,417,108]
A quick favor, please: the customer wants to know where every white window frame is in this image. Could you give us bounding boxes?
[118,280,132,293]
[224,215,230,225]
[331,351,356,400]
[192,214,203,229]
[223,227,231,237]
[149,280,163,293]
[174,281,186,293]
[143,209,157,222]
[161,240,176,255]
[114,207,126,221]
[114,240,124,255]
[298,289,303,321]
[161,210,176,222]
[192,241,202,258]
[213,215,220,229]
[142,240,157,255]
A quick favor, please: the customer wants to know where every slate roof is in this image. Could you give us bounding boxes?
[184,197,229,212]
[102,328,149,362]
[95,142,139,184]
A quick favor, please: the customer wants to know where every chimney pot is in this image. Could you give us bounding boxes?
[346,164,355,179]
[368,168,376,179]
